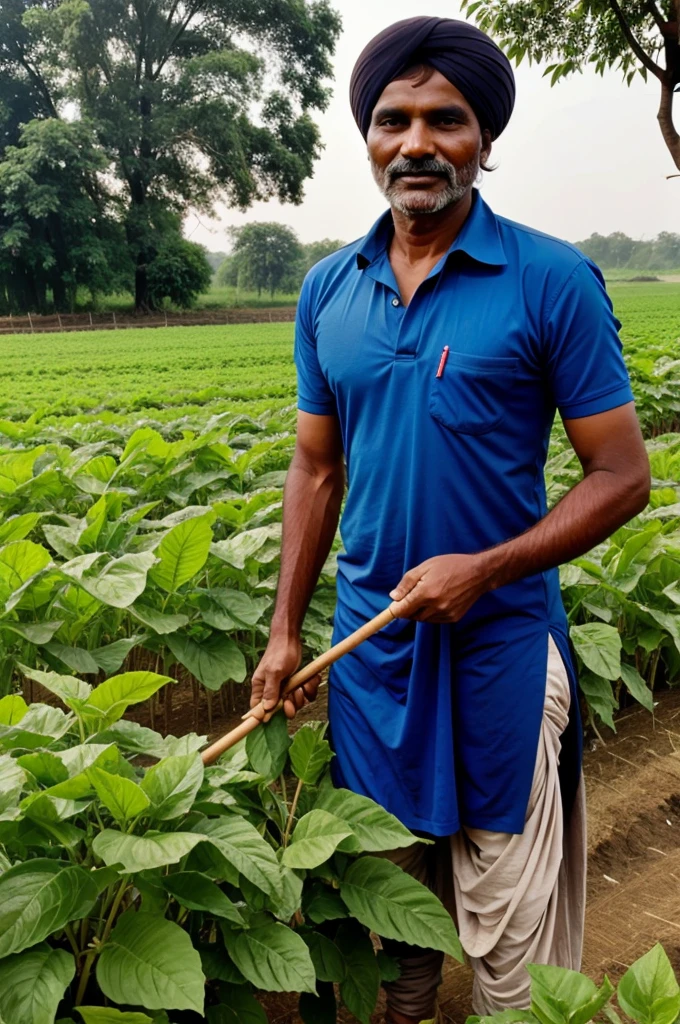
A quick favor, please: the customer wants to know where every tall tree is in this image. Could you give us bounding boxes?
[462,0,680,171]
[230,221,303,295]
[0,0,341,310]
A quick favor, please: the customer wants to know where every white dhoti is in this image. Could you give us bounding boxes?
[382,635,587,1019]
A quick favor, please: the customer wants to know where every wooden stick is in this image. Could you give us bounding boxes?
[200,603,397,765]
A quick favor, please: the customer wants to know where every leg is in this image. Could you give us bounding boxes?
[451,635,587,1014]
[379,841,446,1022]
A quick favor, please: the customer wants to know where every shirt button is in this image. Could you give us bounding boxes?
[391,298,400,307]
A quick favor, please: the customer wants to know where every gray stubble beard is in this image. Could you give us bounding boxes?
[371,154,480,216]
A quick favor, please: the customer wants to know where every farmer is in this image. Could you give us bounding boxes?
[251,16,650,1022]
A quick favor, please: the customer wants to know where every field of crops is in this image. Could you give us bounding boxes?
[1,281,680,1024]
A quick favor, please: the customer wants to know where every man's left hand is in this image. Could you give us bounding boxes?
[389,553,493,622]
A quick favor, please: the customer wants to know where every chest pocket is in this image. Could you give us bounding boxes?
[428,351,518,436]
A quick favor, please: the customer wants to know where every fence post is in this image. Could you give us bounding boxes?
[164,310,168,327]
[112,311,117,330]
[57,313,62,331]
[27,311,34,334]
[89,312,93,328]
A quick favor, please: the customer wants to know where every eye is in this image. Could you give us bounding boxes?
[436,114,463,127]
[379,116,404,128]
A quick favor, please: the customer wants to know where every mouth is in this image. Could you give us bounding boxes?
[392,173,448,186]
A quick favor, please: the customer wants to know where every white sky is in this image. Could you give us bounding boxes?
[184,0,679,252]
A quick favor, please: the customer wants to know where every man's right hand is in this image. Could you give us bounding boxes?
[250,635,321,720]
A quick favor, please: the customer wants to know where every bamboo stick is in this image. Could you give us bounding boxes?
[200,603,397,765]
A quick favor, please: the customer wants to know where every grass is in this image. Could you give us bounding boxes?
[80,284,299,314]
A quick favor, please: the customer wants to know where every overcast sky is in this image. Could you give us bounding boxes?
[185,0,678,253]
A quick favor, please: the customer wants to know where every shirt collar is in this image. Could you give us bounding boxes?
[356,189,507,270]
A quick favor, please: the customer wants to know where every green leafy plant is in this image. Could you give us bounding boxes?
[467,943,680,1024]
[0,672,462,1023]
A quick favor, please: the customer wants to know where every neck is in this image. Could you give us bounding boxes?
[389,188,474,265]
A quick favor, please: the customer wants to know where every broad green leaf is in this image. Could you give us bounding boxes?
[0,620,61,644]
[618,944,680,1024]
[77,1009,153,1024]
[90,636,143,675]
[222,919,316,993]
[0,449,45,493]
[245,711,290,780]
[88,767,150,824]
[196,587,269,630]
[166,632,246,689]
[129,602,189,634]
[303,883,349,924]
[140,753,204,820]
[0,754,25,819]
[340,856,462,960]
[206,988,268,1024]
[87,671,175,724]
[0,944,75,1024]
[67,552,156,609]
[150,515,213,593]
[0,513,42,545]
[210,524,281,569]
[335,922,381,1024]
[283,810,353,869]
[619,662,654,712]
[97,910,204,1014]
[315,786,418,851]
[0,859,98,957]
[16,751,68,787]
[289,724,332,785]
[162,871,243,923]
[0,704,73,750]
[0,694,27,724]
[376,950,401,983]
[93,720,206,759]
[197,816,282,897]
[300,929,346,982]
[0,541,51,596]
[527,964,614,1024]
[578,673,617,731]
[55,742,117,779]
[43,642,100,675]
[571,623,622,680]
[20,666,92,707]
[92,829,203,872]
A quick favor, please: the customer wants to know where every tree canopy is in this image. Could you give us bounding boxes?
[576,230,680,269]
[0,0,341,311]
[462,0,680,171]
[215,224,344,295]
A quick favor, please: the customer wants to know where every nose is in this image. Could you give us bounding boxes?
[400,117,436,160]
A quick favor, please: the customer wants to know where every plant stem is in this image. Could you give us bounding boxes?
[75,877,128,1006]
[64,924,80,959]
[283,777,303,847]
[279,771,288,806]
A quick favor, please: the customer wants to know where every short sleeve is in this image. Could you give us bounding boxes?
[545,259,634,419]
[294,275,336,416]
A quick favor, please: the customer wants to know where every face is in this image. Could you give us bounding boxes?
[367,69,491,216]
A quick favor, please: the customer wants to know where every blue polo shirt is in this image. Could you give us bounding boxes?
[294,190,633,836]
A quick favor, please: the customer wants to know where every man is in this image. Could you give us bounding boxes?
[250,16,650,1023]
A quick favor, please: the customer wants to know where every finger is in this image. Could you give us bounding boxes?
[262,668,285,711]
[302,675,320,701]
[389,564,428,602]
[250,668,265,708]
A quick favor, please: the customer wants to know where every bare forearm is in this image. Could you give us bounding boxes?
[481,467,650,591]
[270,454,345,637]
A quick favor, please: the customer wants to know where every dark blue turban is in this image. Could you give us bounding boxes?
[350,16,515,142]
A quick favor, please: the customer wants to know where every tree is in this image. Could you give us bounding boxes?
[0,0,341,310]
[230,222,304,296]
[574,230,680,268]
[147,231,212,308]
[462,0,680,171]
[301,237,346,274]
[0,118,128,313]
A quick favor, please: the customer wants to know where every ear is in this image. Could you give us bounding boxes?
[480,129,492,169]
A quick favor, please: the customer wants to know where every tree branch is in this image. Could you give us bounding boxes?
[607,0,665,78]
[15,51,59,118]
[657,76,680,169]
[152,1,203,80]
[645,0,667,30]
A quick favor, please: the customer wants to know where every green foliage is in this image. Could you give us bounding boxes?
[230,222,305,297]
[575,233,680,273]
[461,0,680,169]
[467,943,680,1024]
[0,686,462,1019]
[0,0,342,309]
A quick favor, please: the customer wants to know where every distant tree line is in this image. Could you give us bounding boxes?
[215,223,345,297]
[575,232,680,271]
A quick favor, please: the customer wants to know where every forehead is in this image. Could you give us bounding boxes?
[372,68,477,122]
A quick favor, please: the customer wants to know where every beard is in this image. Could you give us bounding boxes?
[371,153,479,216]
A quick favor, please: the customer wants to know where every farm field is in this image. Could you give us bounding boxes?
[1,280,680,1023]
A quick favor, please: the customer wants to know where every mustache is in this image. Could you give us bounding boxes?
[386,158,456,183]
